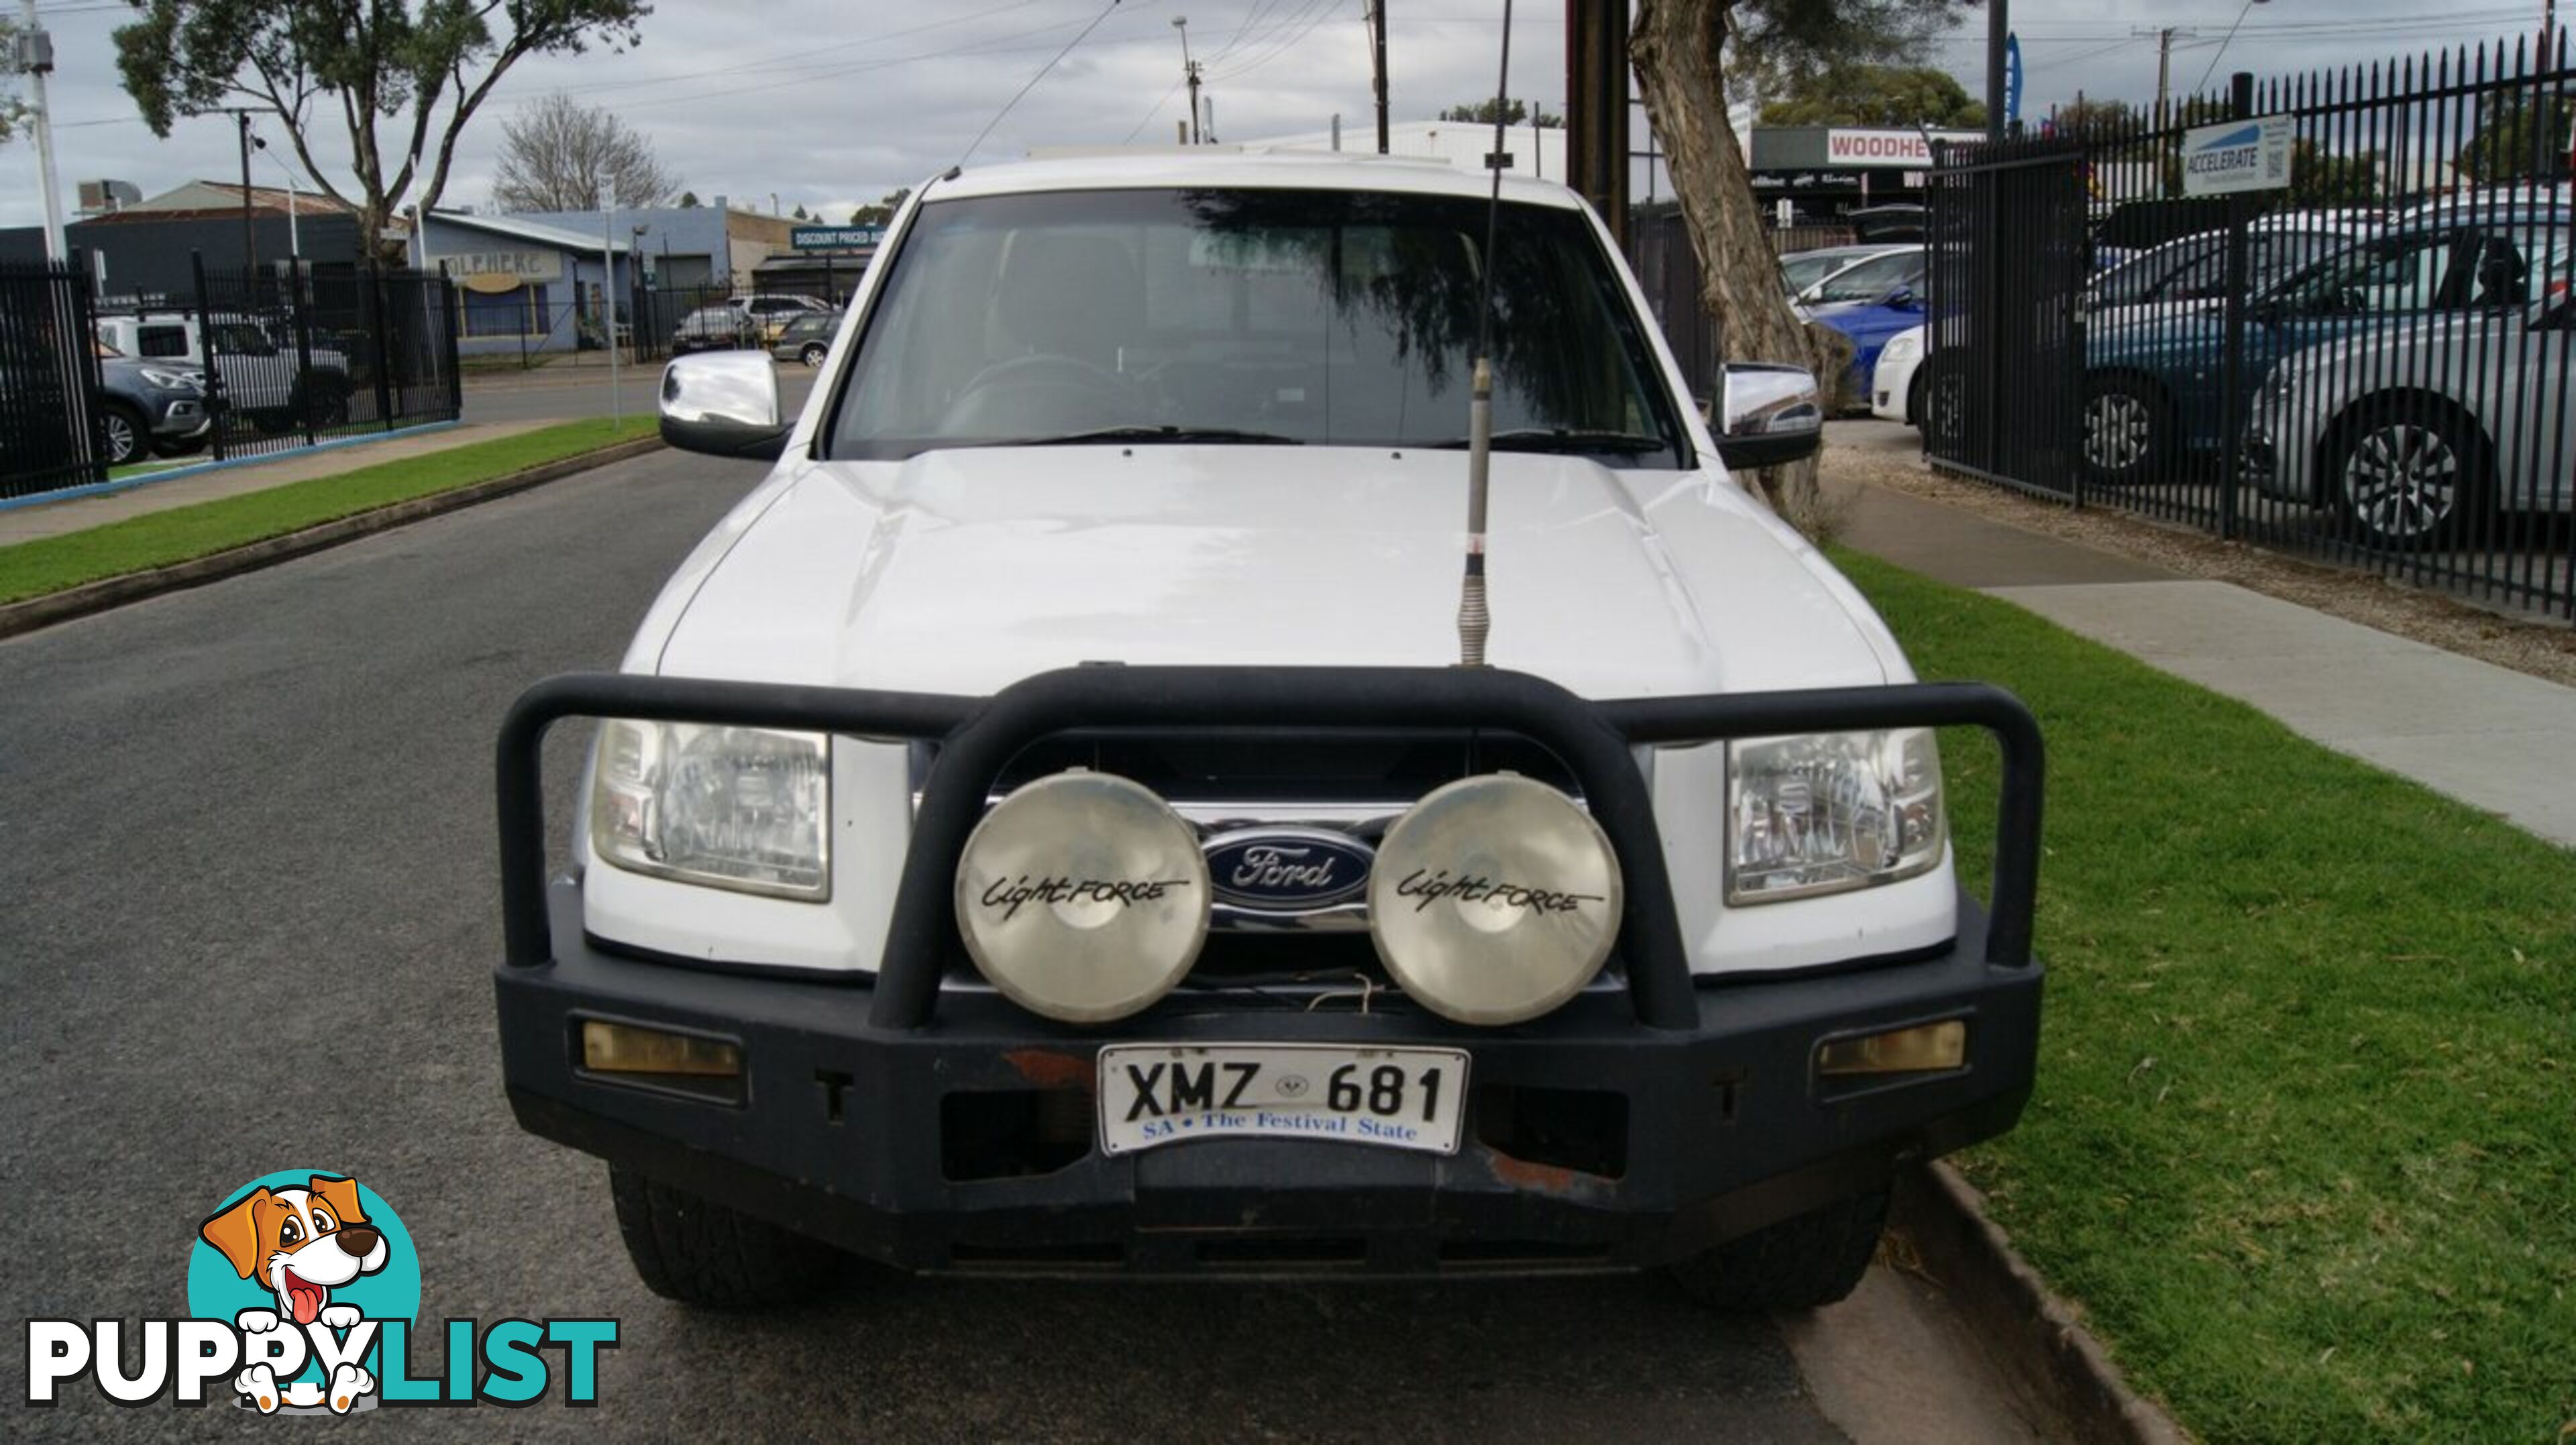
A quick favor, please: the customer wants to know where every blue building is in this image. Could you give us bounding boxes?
[416,210,632,356]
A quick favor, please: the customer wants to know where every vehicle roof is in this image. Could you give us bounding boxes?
[1788,244,1912,262]
[927,150,1587,209]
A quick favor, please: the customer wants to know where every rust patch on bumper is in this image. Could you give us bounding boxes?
[1003,1048,1094,1091]
[1487,1150,1601,1197]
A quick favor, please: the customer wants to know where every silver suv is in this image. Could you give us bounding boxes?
[95,312,353,431]
[2245,209,2573,548]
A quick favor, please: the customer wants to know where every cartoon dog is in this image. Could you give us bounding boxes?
[198,1175,387,1414]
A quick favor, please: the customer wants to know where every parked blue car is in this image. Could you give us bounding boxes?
[2080,207,2568,484]
[1812,290,1925,405]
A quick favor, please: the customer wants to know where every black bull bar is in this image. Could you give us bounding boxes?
[497,666,2043,1023]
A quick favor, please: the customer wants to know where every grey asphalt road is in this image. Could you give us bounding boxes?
[460,364,817,425]
[0,449,1859,1440]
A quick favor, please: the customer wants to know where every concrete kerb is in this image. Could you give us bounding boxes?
[1888,1162,2191,1445]
[0,436,665,641]
[0,420,464,515]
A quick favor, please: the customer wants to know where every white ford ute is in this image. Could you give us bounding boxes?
[490,153,2046,1311]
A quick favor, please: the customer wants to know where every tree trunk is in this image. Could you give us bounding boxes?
[1631,0,1851,526]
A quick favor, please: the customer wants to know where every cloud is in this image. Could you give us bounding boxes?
[0,0,2540,229]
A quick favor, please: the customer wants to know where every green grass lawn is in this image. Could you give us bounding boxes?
[1829,549,2575,1442]
[0,417,656,606]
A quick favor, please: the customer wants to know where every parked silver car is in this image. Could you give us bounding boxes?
[95,342,211,466]
[2245,209,2573,549]
[2084,221,2365,333]
[671,305,756,354]
[767,310,843,367]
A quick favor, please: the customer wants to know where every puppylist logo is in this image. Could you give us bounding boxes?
[26,1170,616,1413]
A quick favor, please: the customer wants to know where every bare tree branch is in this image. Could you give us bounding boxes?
[490,91,676,212]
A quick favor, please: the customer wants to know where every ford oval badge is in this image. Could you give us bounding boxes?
[1203,828,1374,912]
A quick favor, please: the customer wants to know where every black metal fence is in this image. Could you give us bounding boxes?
[1622,205,1723,403]
[629,269,867,363]
[1921,138,2086,497]
[3,253,460,501]
[1926,34,2576,621]
[0,259,109,501]
[176,258,460,466]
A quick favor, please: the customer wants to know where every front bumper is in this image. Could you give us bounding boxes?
[153,398,209,439]
[493,666,2048,1275]
[500,888,2037,1273]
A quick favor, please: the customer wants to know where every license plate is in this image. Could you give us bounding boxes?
[1096,1043,1470,1157]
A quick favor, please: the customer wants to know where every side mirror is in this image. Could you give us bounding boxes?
[659,352,789,460]
[1878,285,1919,311]
[1714,362,1824,472]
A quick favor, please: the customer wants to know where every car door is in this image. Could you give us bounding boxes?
[2478,225,2576,515]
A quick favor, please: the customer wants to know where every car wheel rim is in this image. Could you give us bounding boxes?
[2343,423,2459,541]
[803,345,825,366]
[2084,391,2150,470]
[104,415,136,463]
[1930,375,1963,438]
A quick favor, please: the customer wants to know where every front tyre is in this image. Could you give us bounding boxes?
[2081,374,2171,486]
[2334,403,2485,551]
[99,401,150,466]
[1666,1187,1887,1312]
[608,1166,845,1307]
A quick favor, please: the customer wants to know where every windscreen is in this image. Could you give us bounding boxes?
[826,187,1686,464]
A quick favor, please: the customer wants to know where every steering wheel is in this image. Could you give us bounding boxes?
[955,352,1126,398]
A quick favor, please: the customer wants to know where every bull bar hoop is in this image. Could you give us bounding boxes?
[496,665,2044,1031]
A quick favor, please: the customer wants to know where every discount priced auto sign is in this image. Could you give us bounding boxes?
[2181,114,2294,196]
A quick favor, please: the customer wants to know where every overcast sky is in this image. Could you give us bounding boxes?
[1,0,2556,229]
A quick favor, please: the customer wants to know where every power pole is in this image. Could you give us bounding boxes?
[1368,0,1390,154]
[603,180,621,428]
[1985,0,2009,141]
[14,0,66,260]
[1173,17,1203,144]
[235,111,258,274]
[2134,26,2198,123]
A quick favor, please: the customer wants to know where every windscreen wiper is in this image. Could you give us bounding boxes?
[1430,427,1672,455]
[1003,425,1305,446]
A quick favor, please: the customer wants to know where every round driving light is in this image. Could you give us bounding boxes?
[1368,774,1623,1026]
[955,771,1211,1023]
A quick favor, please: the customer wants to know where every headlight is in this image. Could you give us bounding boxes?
[1881,332,1923,364]
[1727,730,1944,904]
[1368,774,1623,1025]
[138,367,197,390]
[2257,358,2307,407]
[955,771,1210,1023]
[588,720,830,899]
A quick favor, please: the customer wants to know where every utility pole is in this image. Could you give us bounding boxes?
[1985,0,2009,141]
[1368,0,1390,154]
[2134,26,2198,123]
[15,0,66,260]
[228,111,262,275]
[1173,17,1203,144]
[603,180,621,427]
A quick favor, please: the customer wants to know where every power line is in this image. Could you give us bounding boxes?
[1122,75,1189,142]
[1210,0,1342,82]
[499,0,1077,103]
[959,0,1124,165]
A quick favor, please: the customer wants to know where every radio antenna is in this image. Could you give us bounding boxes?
[1456,0,1515,667]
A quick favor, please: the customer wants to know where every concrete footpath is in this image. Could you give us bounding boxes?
[0,421,551,545]
[1837,476,2576,849]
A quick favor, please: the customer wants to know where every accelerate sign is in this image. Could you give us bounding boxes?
[2182,115,2295,196]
